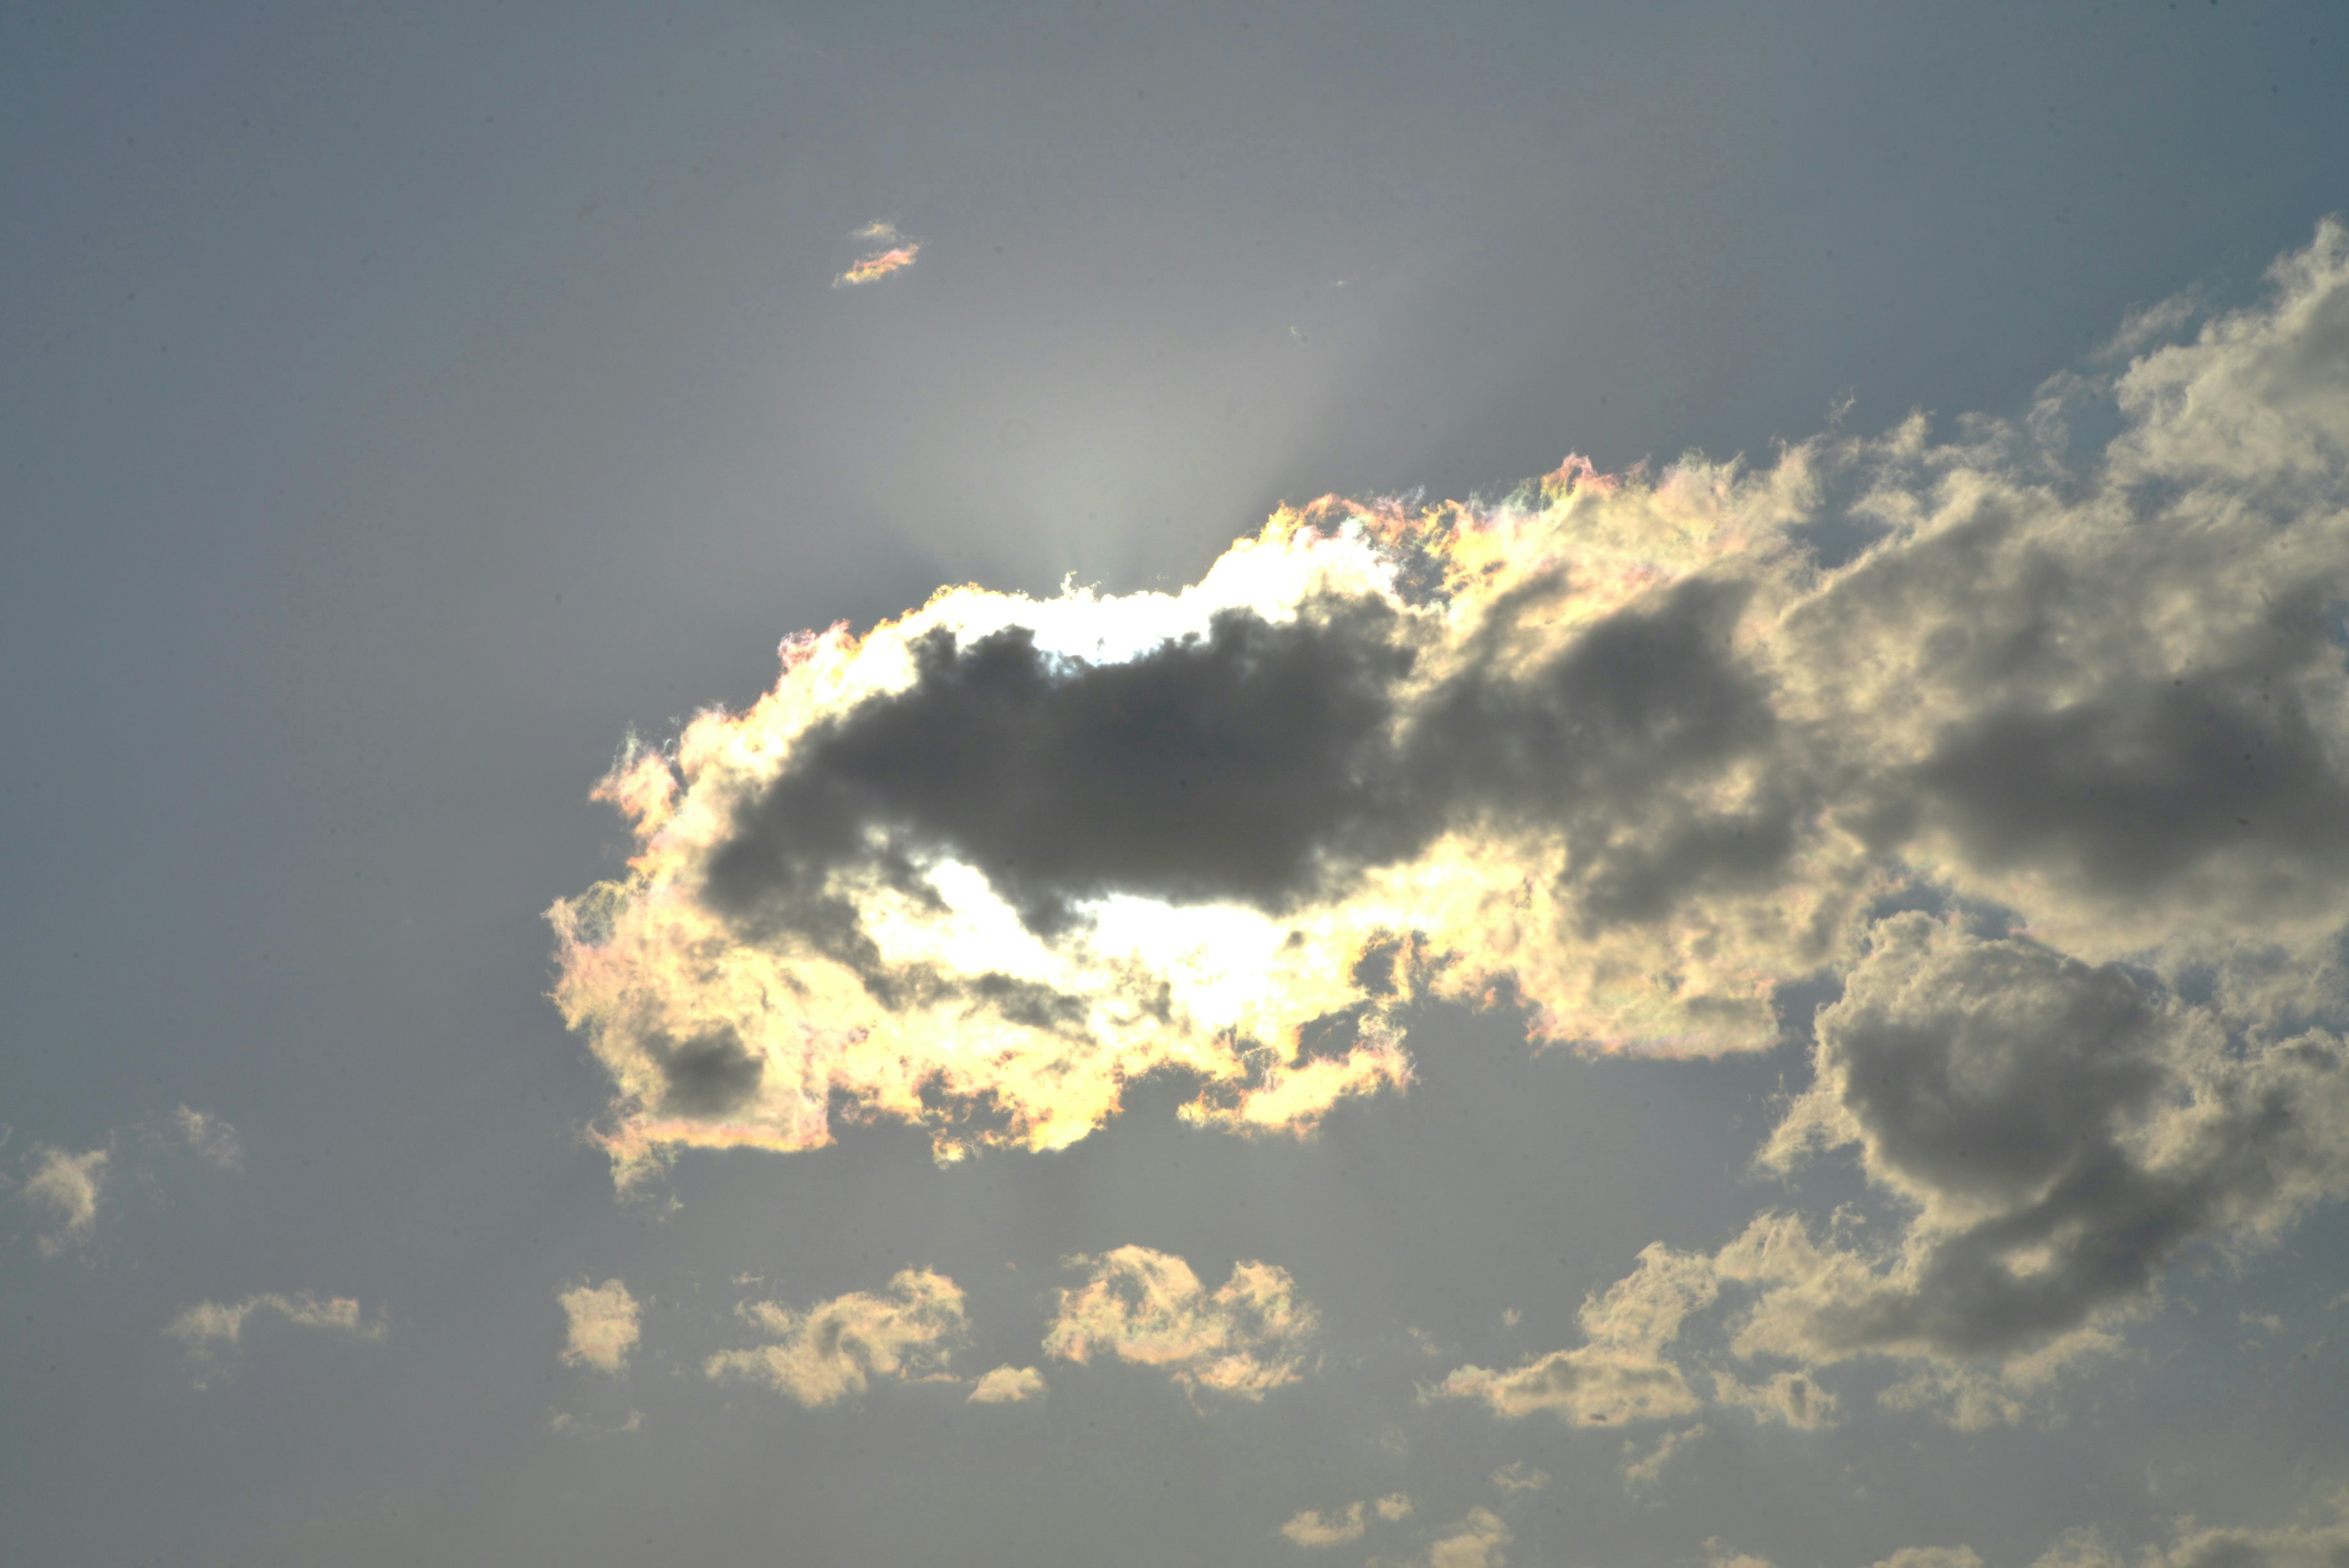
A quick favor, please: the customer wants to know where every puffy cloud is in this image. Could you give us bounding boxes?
[1042,1245,1318,1400]
[172,1107,242,1170]
[1375,1494,1416,1522]
[558,1279,641,1375]
[1729,916,2349,1377]
[165,1292,385,1382]
[966,1364,1047,1403]
[1281,1503,1365,1547]
[1434,1244,1713,1423]
[705,1268,965,1408]
[552,218,2349,1186]
[1420,1508,1512,1568]
[1470,903,2349,1429]
[23,1145,107,1254]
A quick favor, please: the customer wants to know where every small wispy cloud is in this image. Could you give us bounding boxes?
[166,1291,386,1383]
[834,221,919,288]
[173,1107,243,1171]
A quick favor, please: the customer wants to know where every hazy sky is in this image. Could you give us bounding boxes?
[7,5,2349,1567]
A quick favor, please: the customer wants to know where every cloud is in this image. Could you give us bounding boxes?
[1434,1244,1713,1423]
[834,223,919,288]
[23,1145,107,1254]
[1869,1551,1982,1568]
[705,1268,966,1407]
[558,1279,641,1374]
[1490,1462,1549,1493]
[1723,915,2349,1383]
[1622,1422,1707,1490]
[1375,1494,1416,1522]
[1710,1370,1834,1429]
[165,1292,385,1381]
[966,1364,1047,1403]
[1419,1508,1512,1568]
[553,217,2349,1191]
[1281,1503,1365,1547]
[172,1107,243,1170]
[1042,1245,1318,1399]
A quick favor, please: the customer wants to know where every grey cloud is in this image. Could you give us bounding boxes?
[1747,913,2349,1364]
[706,600,1417,946]
[645,1025,766,1118]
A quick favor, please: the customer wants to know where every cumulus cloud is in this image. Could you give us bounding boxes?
[553,218,2349,1193]
[558,1278,641,1374]
[23,1145,106,1254]
[1704,914,2349,1411]
[1042,1245,1318,1399]
[705,1268,965,1407]
[165,1292,385,1381]
[1281,1503,1365,1547]
[1434,1243,1713,1423]
[966,1364,1047,1403]
[172,1107,243,1170]
[1375,1494,1416,1522]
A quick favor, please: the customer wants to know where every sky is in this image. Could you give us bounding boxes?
[5,4,2349,1566]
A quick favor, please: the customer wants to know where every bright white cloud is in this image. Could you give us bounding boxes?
[705,1269,965,1407]
[558,1279,641,1374]
[1043,1246,1318,1400]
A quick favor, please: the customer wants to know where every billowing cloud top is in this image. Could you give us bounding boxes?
[553,219,2349,1186]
